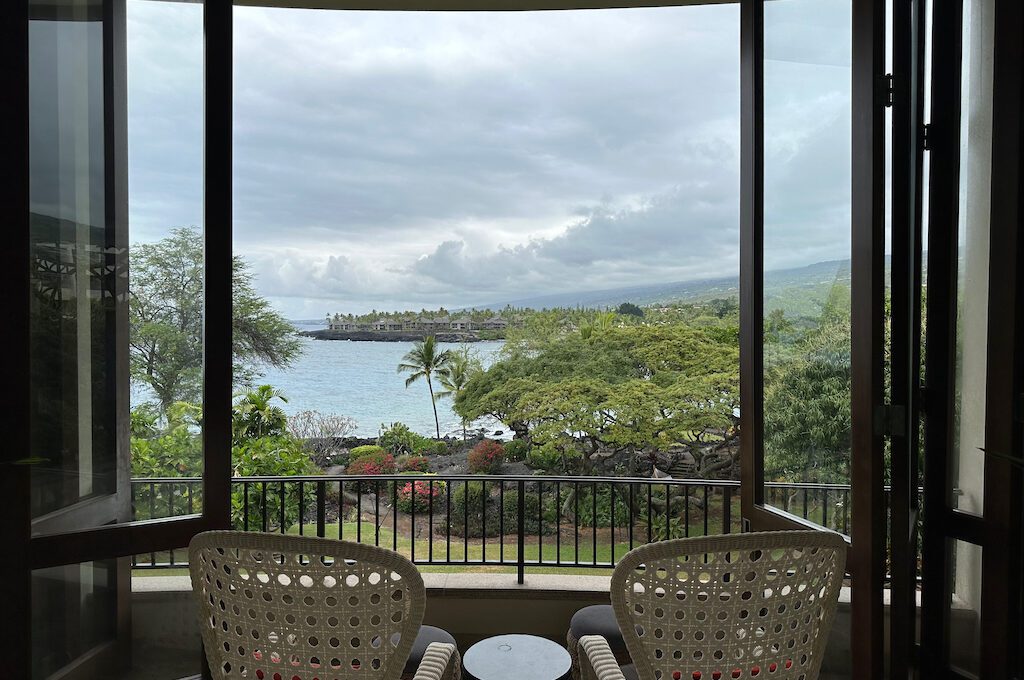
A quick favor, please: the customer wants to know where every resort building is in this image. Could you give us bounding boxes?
[481,315,509,330]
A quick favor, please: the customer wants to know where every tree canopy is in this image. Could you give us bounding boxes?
[129,227,302,410]
[454,322,740,474]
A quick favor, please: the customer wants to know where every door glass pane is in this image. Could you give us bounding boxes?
[949,539,982,678]
[126,0,206,517]
[762,0,852,530]
[29,0,122,528]
[32,559,120,679]
[950,0,993,516]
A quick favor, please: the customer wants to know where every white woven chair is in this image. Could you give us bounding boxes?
[578,530,847,680]
[189,531,460,680]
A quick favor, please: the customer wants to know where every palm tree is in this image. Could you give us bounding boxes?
[233,384,289,442]
[397,336,451,439]
[434,347,481,440]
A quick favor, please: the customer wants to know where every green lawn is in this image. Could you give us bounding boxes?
[133,515,734,577]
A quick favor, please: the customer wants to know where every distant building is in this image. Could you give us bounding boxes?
[481,315,508,330]
[451,315,474,330]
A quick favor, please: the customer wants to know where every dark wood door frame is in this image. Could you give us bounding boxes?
[0,1,33,676]
[979,2,1023,676]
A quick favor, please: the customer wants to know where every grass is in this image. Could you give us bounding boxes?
[132,507,739,578]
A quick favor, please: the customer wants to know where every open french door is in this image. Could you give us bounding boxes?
[739,0,889,673]
[1,1,233,678]
[918,0,1023,677]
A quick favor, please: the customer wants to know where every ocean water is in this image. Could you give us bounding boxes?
[258,328,505,438]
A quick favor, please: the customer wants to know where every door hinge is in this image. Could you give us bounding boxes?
[922,123,932,150]
[879,73,895,107]
[874,404,907,437]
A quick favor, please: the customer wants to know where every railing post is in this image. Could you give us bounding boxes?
[723,486,732,534]
[517,480,525,584]
[316,480,326,538]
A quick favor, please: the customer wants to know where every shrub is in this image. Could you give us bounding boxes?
[468,440,504,474]
[287,409,357,468]
[378,422,422,455]
[346,451,396,475]
[398,455,431,473]
[526,442,561,472]
[350,444,387,461]
[396,477,445,513]
[573,484,633,528]
[448,482,502,538]
[501,488,559,536]
[414,439,449,456]
[231,436,316,531]
[503,439,529,463]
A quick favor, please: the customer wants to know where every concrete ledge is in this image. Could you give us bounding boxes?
[132,572,615,597]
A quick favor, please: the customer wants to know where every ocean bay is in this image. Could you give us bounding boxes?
[259,334,505,438]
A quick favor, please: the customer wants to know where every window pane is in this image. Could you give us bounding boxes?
[29,0,121,524]
[950,0,993,516]
[126,0,206,516]
[32,559,119,679]
[762,0,852,530]
[950,539,982,677]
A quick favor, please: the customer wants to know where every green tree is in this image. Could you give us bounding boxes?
[397,335,451,439]
[435,347,482,440]
[763,293,852,485]
[130,227,301,411]
[616,302,644,317]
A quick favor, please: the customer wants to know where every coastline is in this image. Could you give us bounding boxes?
[300,329,496,343]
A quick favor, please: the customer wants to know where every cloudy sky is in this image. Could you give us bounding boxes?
[126,1,850,319]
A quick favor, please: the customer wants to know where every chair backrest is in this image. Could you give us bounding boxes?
[610,530,847,680]
[189,531,425,679]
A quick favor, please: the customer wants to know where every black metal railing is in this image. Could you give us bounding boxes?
[130,474,867,582]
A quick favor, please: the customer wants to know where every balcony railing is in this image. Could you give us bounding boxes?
[130,474,862,582]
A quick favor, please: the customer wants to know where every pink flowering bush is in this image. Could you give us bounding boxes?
[346,451,396,476]
[398,455,431,473]
[396,478,444,513]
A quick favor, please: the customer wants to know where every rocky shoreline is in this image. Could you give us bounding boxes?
[301,329,490,342]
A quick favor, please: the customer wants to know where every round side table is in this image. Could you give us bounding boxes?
[463,634,572,680]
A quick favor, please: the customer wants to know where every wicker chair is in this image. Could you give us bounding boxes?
[577,531,847,680]
[189,531,461,680]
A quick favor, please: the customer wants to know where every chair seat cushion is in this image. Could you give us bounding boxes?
[620,663,639,680]
[569,604,626,651]
[403,625,458,674]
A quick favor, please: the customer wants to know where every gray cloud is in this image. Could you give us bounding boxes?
[127,2,851,318]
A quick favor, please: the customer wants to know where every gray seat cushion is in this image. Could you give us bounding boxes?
[403,625,458,675]
[569,604,626,651]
